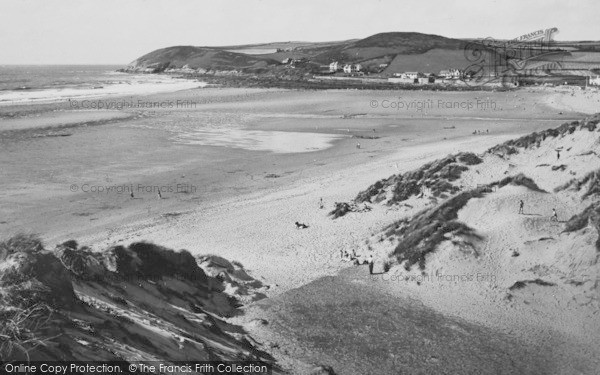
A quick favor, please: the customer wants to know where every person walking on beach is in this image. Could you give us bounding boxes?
[319,198,324,209]
[157,190,162,199]
[130,191,134,199]
[557,150,561,160]
[356,142,361,149]
[518,200,524,214]
[367,254,374,274]
[550,208,559,222]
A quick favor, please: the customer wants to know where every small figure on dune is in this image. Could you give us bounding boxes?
[130,191,135,199]
[319,197,324,209]
[518,200,524,214]
[550,208,559,222]
[356,142,361,149]
[367,254,374,274]
[295,221,309,229]
[556,150,561,160]
[157,190,162,199]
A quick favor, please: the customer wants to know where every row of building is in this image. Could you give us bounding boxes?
[393,69,464,80]
[329,61,362,73]
[328,61,465,79]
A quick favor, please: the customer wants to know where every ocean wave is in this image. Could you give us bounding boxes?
[0,76,206,105]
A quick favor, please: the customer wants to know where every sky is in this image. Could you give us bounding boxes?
[1,0,598,64]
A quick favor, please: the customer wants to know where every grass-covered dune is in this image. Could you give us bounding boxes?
[0,234,275,365]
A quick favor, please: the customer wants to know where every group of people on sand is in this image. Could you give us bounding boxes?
[518,200,559,221]
[472,129,489,135]
[340,249,375,274]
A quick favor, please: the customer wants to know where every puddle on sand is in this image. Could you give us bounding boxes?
[174,129,347,153]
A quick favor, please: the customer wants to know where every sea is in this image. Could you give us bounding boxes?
[0,65,204,105]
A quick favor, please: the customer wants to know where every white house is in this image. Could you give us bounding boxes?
[329,61,340,72]
[343,64,362,73]
[439,69,463,79]
[590,76,600,86]
[401,72,420,80]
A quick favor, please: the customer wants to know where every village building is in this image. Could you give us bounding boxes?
[401,72,420,80]
[343,64,362,73]
[439,68,463,79]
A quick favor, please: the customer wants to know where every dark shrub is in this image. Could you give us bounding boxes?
[104,242,208,285]
[329,202,353,219]
[457,152,483,165]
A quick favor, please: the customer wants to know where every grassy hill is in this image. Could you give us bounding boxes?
[125,32,466,73]
[384,48,470,75]
[124,32,600,78]
[308,32,465,64]
[127,46,280,72]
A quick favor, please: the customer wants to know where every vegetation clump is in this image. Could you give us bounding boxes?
[509,279,556,290]
[555,169,600,199]
[487,115,600,156]
[355,152,478,206]
[385,189,486,269]
[490,173,547,192]
[563,202,600,251]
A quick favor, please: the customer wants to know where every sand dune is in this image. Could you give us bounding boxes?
[246,115,600,374]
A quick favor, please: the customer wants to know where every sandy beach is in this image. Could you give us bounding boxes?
[1,85,599,373]
[0,87,582,245]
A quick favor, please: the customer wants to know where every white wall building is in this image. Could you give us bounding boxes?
[401,72,420,80]
[343,64,362,73]
[439,69,463,79]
